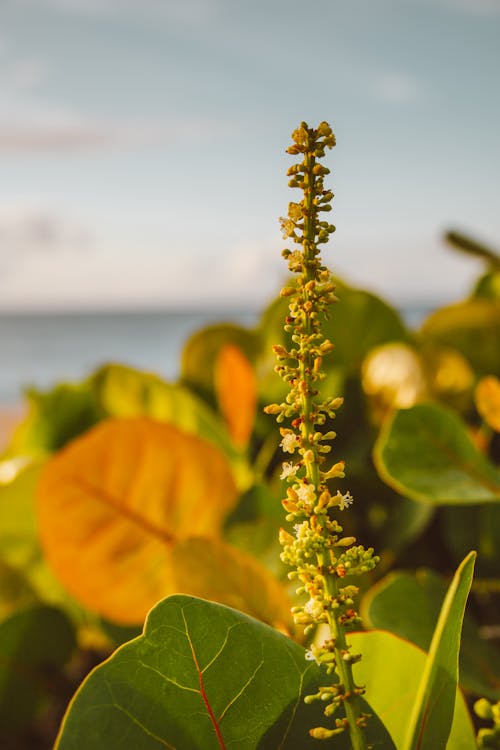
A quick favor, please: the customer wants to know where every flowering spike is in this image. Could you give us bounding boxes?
[267,123,379,749]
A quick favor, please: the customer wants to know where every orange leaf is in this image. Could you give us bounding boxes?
[215,344,257,449]
[475,376,500,433]
[36,418,238,624]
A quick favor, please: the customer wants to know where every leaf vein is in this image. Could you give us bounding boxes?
[111,703,178,749]
[218,657,264,723]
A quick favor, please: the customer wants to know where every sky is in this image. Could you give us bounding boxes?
[0,0,499,311]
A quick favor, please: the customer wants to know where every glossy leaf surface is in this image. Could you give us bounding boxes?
[351,630,476,750]
[403,551,476,750]
[362,568,500,700]
[56,595,395,750]
[374,403,500,504]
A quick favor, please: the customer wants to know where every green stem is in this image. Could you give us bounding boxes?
[300,148,368,750]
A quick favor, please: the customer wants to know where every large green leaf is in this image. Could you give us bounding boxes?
[322,281,409,373]
[0,605,75,734]
[403,551,476,750]
[420,299,500,376]
[374,403,500,504]
[56,595,395,749]
[350,630,476,750]
[257,279,408,378]
[362,568,500,700]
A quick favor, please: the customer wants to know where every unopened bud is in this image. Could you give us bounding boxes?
[336,536,356,547]
[309,727,341,740]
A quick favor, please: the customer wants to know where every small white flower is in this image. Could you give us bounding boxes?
[294,521,309,537]
[305,649,315,661]
[304,598,324,619]
[338,491,354,511]
[280,433,300,454]
[280,461,298,480]
[296,483,316,505]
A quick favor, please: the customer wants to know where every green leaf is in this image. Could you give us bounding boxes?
[350,630,476,750]
[5,383,101,458]
[322,281,409,373]
[403,551,476,750]
[374,403,500,504]
[56,595,395,750]
[362,568,500,700]
[257,279,408,378]
[420,299,500,376]
[0,605,75,733]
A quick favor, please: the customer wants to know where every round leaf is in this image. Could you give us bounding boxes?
[37,418,239,623]
[322,281,409,373]
[56,595,394,750]
[374,403,500,504]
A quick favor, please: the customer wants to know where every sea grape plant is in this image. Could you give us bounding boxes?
[265,122,378,747]
[0,120,492,749]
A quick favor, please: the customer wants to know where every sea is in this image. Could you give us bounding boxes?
[0,306,431,408]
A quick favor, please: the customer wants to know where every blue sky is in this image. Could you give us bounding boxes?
[0,0,499,310]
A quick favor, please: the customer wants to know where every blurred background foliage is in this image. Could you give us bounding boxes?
[0,230,499,748]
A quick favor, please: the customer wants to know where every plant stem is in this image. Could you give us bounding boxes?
[266,122,378,747]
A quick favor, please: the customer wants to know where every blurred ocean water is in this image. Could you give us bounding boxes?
[0,306,431,407]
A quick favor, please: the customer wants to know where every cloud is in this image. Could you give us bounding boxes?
[0,105,250,153]
[0,209,91,258]
[0,124,116,152]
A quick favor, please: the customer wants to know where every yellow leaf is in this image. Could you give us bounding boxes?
[36,418,239,624]
[475,376,500,432]
[215,344,257,448]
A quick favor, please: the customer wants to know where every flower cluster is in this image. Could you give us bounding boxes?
[265,122,379,747]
